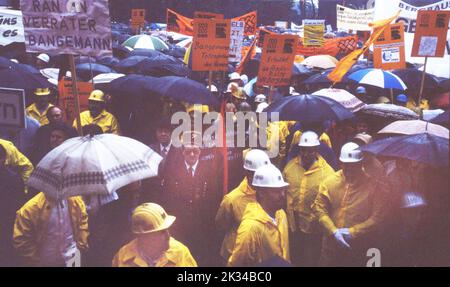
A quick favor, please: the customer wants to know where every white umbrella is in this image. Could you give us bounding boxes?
[378,120,449,139]
[92,73,125,84]
[361,104,419,120]
[313,88,366,113]
[27,134,162,200]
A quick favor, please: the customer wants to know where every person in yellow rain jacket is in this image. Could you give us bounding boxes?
[0,139,33,193]
[228,164,290,267]
[73,90,120,135]
[266,121,294,168]
[113,203,197,267]
[26,88,54,126]
[283,131,335,266]
[13,192,89,266]
[215,149,271,263]
[312,142,391,267]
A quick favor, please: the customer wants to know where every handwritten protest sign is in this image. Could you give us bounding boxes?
[303,19,325,46]
[257,34,299,87]
[194,12,224,19]
[20,0,112,57]
[0,9,25,46]
[192,18,230,71]
[58,79,93,124]
[336,5,374,31]
[374,23,406,69]
[411,10,450,57]
[229,21,244,62]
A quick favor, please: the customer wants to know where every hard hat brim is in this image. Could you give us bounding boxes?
[133,215,176,235]
[35,91,51,96]
[88,97,105,102]
[339,157,363,163]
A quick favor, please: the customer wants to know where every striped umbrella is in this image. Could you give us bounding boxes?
[122,35,169,52]
[348,68,407,90]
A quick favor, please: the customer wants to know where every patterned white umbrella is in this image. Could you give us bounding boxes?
[313,88,366,113]
[27,134,162,199]
[122,35,169,52]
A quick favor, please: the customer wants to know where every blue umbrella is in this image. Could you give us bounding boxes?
[360,133,449,167]
[264,94,354,123]
[76,63,116,80]
[138,56,189,77]
[348,68,407,90]
[108,74,157,99]
[0,65,51,90]
[128,48,164,58]
[97,56,120,68]
[115,56,148,71]
[431,109,449,126]
[243,77,257,97]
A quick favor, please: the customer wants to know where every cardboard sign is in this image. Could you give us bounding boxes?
[194,12,224,19]
[58,79,93,124]
[257,34,299,87]
[0,9,25,46]
[374,23,406,70]
[303,19,325,46]
[20,0,112,57]
[411,10,450,57]
[131,9,146,31]
[229,21,245,62]
[297,35,358,57]
[0,88,25,129]
[192,19,231,71]
[336,4,375,31]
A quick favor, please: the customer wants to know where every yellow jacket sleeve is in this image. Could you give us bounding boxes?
[313,183,338,236]
[71,197,90,252]
[4,142,34,192]
[215,196,235,233]
[179,247,198,267]
[110,116,121,135]
[228,223,261,267]
[13,208,39,266]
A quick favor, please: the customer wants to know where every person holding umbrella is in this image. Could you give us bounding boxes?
[312,142,391,266]
[73,90,121,135]
[228,164,290,267]
[26,88,54,126]
[112,203,197,267]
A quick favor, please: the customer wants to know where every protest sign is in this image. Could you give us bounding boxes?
[0,9,25,46]
[374,23,406,69]
[303,19,325,46]
[20,0,112,57]
[411,10,450,57]
[58,79,93,124]
[192,18,230,71]
[131,9,146,32]
[257,34,299,87]
[0,88,25,129]
[297,35,358,57]
[229,21,244,62]
[274,21,288,29]
[336,4,374,31]
[194,12,224,19]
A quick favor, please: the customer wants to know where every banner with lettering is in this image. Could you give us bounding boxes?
[0,9,25,46]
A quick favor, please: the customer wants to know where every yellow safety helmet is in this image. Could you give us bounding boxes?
[34,87,51,96]
[88,90,105,102]
[131,203,176,235]
[186,104,209,114]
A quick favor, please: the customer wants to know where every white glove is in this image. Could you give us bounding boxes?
[340,228,352,242]
[333,229,351,249]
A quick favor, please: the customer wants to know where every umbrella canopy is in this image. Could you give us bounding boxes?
[360,133,449,167]
[361,104,419,120]
[292,63,316,76]
[312,88,366,113]
[27,134,163,199]
[348,68,407,90]
[128,48,164,58]
[392,68,439,94]
[378,120,449,139]
[76,63,116,80]
[92,73,125,84]
[431,109,449,125]
[0,65,51,90]
[264,94,354,123]
[115,56,149,71]
[122,35,170,52]
[301,55,338,69]
[138,56,189,77]
[97,56,120,68]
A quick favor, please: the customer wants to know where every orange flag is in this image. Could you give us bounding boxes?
[328,11,400,84]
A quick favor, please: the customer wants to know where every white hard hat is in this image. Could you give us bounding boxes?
[298,131,320,147]
[339,142,363,163]
[207,85,218,92]
[289,87,296,94]
[226,82,239,93]
[240,74,249,85]
[252,164,289,188]
[229,72,241,81]
[37,53,50,63]
[254,94,267,103]
[401,191,427,209]
[256,102,269,113]
[243,149,271,171]
[10,59,19,63]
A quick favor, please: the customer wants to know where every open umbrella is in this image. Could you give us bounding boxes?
[378,120,449,139]
[76,63,116,81]
[122,35,170,52]
[0,65,51,90]
[360,133,449,167]
[431,109,449,125]
[348,68,407,90]
[392,68,439,93]
[115,56,149,71]
[27,134,163,199]
[97,56,120,68]
[292,63,315,76]
[264,94,354,123]
[128,48,164,58]
[301,55,338,69]
[360,104,419,120]
[92,73,125,84]
[138,56,189,77]
[312,88,366,113]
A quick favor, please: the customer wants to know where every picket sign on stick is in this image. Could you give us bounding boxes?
[68,55,83,136]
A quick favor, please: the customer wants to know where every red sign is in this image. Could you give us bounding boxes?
[58,80,93,124]
[374,23,406,70]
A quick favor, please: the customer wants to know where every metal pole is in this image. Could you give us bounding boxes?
[69,54,83,136]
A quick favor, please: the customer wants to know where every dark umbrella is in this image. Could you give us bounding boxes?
[264,94,354,123]
[0,65,52,90]
[392,68,439,94]
[360,133,449,167]
[138,56,189,77]
[292,63,315,77]
[115,56,148,71]
[108,74,157,99]
[431,109,449,126]
[128,48,164,58]
[303,63,370,86]
[97,56,120,68]
[76,63,116,81]
[17,64,40,74]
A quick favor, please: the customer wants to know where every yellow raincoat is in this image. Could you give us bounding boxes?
[215,177,256,261]
[26,103,53,126]
[0,139,34,191]
[228,202,290,266]
[283,155,335,233]
[73,110,120,135]
[112,237,197,267]
[266,121,294,167]
[312,170,390,265]
[13,192,89,266]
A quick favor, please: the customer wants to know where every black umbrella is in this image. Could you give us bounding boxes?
[97,56,120,68]
[264,94,354,123]
[0,65,51,90]
[431,109,449,126]
[392,68,439,95]
[76,63,116,81]
[128,48,164,58]
[138,57,189,77]
[115,56,148,72]
[292,63,315,77]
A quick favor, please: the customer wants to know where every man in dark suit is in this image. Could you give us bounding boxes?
[161,131,223,266]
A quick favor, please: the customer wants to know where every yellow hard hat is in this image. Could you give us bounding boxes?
[376,96,390,104]
[34,87,51,96]
[186,104,209,114]
[88,90,105,102]
[131,203,176,235]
